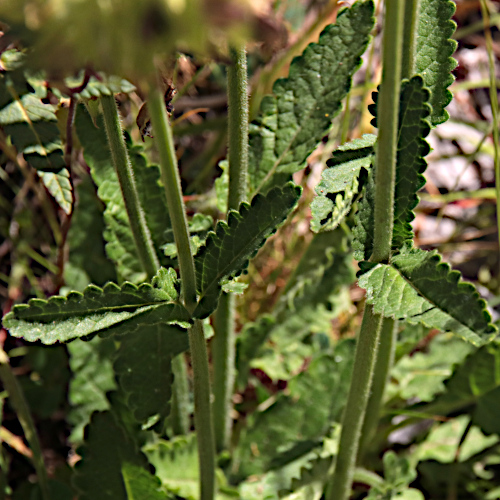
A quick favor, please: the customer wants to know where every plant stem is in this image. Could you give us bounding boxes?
[479,0,500,276]
[100,94,188,435]
[212,45,249,453]
[0,348,50,500]
[359,317,397,457]
[170,354,190,435]
[148,85,215,500]
[326,305,383,500]
[100,95,159,278]
[371,0,405,263]
[401,0,420,79]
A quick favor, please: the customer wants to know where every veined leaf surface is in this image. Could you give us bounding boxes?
[310,134,375,233]
[121,463,166,500]
[193,183,301,318]
[248,0,374,193]
[358,247,497,345]
[2,269,191,344]
[416,0,457,125]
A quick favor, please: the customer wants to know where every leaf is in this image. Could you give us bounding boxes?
[114,325,189,424]
[73,411,148,500]
[67,174,117,286]
[39,169,73,215]
[232,347,355,481]
[75,106,172,283]
[121,463,168,500]
[0,74,64,171]
[2,270,191,344]
[310,134,375,233]
[193,183,302,319]
[248,0,375,193]
[420,341,500,435]
[236,227,355,386]
[391,77,431,250]
[354,77,432,258]
[64,72,136,99]
[415,0,457,126]
[358,247,497,345]
[67,337,117,444]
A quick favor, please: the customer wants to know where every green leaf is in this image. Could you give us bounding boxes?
[248,0,375,193]
[236,227,355,385]
[358,247,497,345]
[64,72,136,99]
[415,0,457,126]
[391,77,431,250]
[310,134,375,233]
[232,347,354,481]
[352,165,375,261]
[193,183,302,319]
[2,271,191,344]
[420,341,500,435]
[0,74,64,171]
[75,106,171,283]
[121,463,168,500]
[73,411,148,500]
[39,169,73,215]
[67,175,118,286]
[67,337,117,444]
[114,325,189,424]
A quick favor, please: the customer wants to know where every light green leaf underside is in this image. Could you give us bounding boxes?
[416,0,457,126]
[73,411,148,500]
[114,326,189,424]
[0,73,64,171]
[420,341,500,436]
[248,0,375,193]
[121,463,167,500]
[193,183,302,319]
[2,272,191,344]
[310,134,375,233]
[236,227,355,385]
[75,106,171,283]
[40,169,73,214]
[358,247,497,345]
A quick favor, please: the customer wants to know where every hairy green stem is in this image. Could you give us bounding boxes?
[148,86,215,500]
[401,0,420,79]
[170,354,190,435]
[371,0,405,263]
[0,348,50,500]
[101,94,188,435]
[100,95,159,278]
[326,305,383,500]
[212,45,249,453]
[359,317,397,457]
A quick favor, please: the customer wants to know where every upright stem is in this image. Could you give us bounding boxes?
[100,95,159,278]
[148,86,215,500]
[0,348,50,500]
[212,45,249,453]
[327,1,405,497]
[401,0,420,79]
[170,353,190,435]
[371,0,405,263]
[326,306,383,500]
[100,94,188,435]
[359,317,397,457]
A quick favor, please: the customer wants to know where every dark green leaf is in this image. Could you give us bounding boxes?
[2,270,191,344]
[193,183,301,319]
[416,0,457,125]
[64,72,135,99]
[358,247,497,345]
[310,134,375,233]
[114,325,189,424]
[248,0,375,193]
[73,411,148,500]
